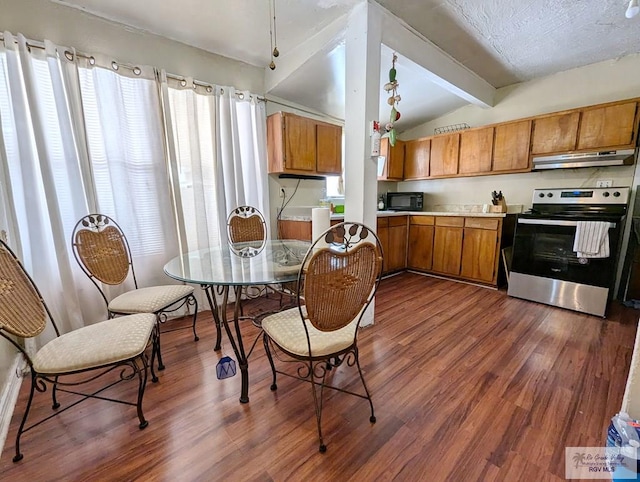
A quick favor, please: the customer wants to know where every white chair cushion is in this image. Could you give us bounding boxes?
[108,285,194,314]
[262,306,358,358]
[33,313,156,374]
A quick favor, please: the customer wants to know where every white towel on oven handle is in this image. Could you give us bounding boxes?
[573,221,610,258]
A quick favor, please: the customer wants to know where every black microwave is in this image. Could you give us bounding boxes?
[386,192,423,211]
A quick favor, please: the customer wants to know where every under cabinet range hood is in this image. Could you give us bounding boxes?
[532,149,636,170]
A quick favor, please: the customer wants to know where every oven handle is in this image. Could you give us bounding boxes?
[518,218,616,228]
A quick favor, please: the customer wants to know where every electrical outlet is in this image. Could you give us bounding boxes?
[279,188,285,198]
[596,180,613,188]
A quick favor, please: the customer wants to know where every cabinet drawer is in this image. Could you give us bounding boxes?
[410,215,434,226]
[377,217,389,229]
[389,216,407,227]
[435,217,464,227]
[464,218,499,230]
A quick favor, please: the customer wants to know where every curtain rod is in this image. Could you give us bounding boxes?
[0,32,265,101]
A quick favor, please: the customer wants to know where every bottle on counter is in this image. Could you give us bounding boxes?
[378,195,385,211]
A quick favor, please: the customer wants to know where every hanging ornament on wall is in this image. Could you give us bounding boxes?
[383,53,401,146]
[269,0,279,70]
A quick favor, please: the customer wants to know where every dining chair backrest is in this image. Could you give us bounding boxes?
[298,222,383,333]
[227,206,266,244]
[0,240,50,340]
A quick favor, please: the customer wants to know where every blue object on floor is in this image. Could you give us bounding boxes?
[216,356,237,379]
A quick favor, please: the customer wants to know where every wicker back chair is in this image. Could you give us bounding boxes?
[261,221,383,453]
[227,206,266,244]
[0,239,157,462]
[72,214,198,372]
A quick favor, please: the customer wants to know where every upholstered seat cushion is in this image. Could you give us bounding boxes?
[33,313,156,374]
[108,285,194,314]
[262,306,358,357]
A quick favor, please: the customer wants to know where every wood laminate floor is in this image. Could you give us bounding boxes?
[0,272,637,481]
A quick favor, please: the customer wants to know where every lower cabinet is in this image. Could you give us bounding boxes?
[408,215,504,286]
[377,216,407,275]
[408,216,434,271]
[432,217,464,276]
[460,218,502,284]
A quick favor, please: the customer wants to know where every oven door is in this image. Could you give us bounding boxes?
[510,217,619,288]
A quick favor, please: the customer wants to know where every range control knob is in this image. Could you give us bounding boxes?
[538,192,545,198]
[603,191,610,197]
[547,193,553,197]
[613,191,621,197]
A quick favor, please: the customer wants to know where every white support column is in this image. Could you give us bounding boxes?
[344,2,382,326]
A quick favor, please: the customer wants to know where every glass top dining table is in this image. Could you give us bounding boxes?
[164,239,311,403]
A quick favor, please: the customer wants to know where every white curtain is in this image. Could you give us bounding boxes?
[0,33,89,343]
[161,73,269,253]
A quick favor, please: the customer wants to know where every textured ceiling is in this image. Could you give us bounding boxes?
[49,0,640,127]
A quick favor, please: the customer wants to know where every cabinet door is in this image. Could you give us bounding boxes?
[387,217,408,272]
[432,218,463,275]
[284,114,316,172]
[404,138,430,180]
[377,218,390,274]
[277,220,312,241]
[578,102,638,150]
[460,228,498,283]
[378,138,405,180]
[531,112,579,154]
[316,123,342,174]
[430,134,460,177]
[492,120,531,172]
[459,127,493,175]
[408,223,434,271]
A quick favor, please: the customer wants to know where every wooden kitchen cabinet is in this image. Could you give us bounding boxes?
[531,111,580,154]
[377,138,405,181]
[459,127,494,175]
[404,138,430,180]
[431,217,464,276]
[377,216,407,274]
[460,218,502,284]
[267,112,342,176]
[277,219,312,241]
[430,133,460,177]
[577,101,638,150]
[492,120,532,172]
[408,216,434,271]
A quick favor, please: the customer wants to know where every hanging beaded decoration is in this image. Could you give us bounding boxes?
[382,53,401,146]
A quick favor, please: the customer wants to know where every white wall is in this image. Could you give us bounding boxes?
[398,53,640,209]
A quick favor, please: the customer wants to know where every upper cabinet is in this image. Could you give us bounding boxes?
[492,120,532,172]
[459,127,494,175]
[404,138,430,180]
[532,101,638,155]
[397,97,640,182]
[531,112,580,154]
[377,138,405,181]
[430,133,460,177]
[267,112,342,176]
[577,101,638,150]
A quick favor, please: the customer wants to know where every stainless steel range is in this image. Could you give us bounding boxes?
[508,187,630,317]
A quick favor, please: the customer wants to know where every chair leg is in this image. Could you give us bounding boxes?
[190,295,199,342]
[135,355,149,429]
[13,371,37,462]
[154,319,165,371]
[263,333,278,391]
[51,375,60,409]
[309,361,326,453]
[354,348,376,424]
[150,330,159,383]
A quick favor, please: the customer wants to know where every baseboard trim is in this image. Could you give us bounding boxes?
[0,354,24,459]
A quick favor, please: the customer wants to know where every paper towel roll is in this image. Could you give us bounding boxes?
[312,207,331,244]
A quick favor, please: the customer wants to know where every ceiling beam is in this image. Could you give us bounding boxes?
[373,1,496,108]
